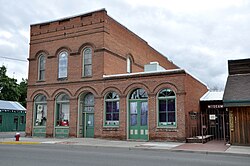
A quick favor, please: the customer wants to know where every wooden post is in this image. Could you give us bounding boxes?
[223,111,226,143]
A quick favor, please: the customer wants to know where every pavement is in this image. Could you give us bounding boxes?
[0,132,250,156]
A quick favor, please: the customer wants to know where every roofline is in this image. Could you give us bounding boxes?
[103,69,186,80]
[106,14,179,69]
[30,8,107,26]
[223,100,250,103]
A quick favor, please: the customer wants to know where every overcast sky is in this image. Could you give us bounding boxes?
[0,0,249,89]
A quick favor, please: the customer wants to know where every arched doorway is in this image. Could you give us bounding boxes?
[128,88,148,140]
[79,92,95,138]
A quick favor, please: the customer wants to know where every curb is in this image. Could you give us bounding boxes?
[170,149,250,157]
[0,141,41,145]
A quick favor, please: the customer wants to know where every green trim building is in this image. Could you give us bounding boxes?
[0,100,26,132]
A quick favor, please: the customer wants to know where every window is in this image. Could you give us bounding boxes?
[34,94,47,126]
[56,93,70,126]
[58,51,68,78]
[158,89,176,127]
[20,116,25,124]
[38,54,45,80]
[105,92,119,126]
[0,115,2,125]
[14,116,18,123]
[127,57,132,73]
[83,93,94,112]
[83,48,92,77]
[129,88,148,99]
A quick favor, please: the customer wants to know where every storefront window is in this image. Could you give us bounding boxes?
[158,89,176,127]
[105,92,119,126]
[56,93,70,126]
[34,94,47,126]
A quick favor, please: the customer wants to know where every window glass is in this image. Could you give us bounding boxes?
[141,102,148,126]
[130,102,137,126]
[83,48,92,77]
[38,55,45,80]
[129,88,148,99]
[20,116,25,124]
[34,94,47,126]
[0,115,2,125]
[127,57,132,73]
[83,93,94,112]
[105,92,119,126]
[158,89,176,127]
[58,51,68,78]
[56,93,70,126]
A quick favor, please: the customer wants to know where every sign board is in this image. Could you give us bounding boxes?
[209,114,216,120]
[208,105,223,109]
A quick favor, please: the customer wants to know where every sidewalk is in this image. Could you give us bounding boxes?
[1,135,250,156]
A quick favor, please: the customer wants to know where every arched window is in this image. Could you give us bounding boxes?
[104,92,119,126]
[58,51,68,78]
[83,48,92,77]
[83,93,94,112]
[56,93,70,126]
[34,94,47,126]
[129,88,148,99]
[158,89,176,127]
[127,57,132,73]
[38,54,45,80]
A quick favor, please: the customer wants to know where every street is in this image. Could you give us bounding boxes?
[0,144,249,166]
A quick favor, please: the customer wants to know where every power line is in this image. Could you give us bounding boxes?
[0,56,27,62]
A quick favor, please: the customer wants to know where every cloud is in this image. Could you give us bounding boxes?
[0,0,249,89]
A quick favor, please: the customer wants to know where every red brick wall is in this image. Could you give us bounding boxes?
[103,13,179,75]
[26,9,207,141]
[184,74,208,137]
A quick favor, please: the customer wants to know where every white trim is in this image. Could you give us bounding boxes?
[103,69,184,78]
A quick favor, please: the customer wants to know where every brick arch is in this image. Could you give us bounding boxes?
[153,82,179,96]
[55,46,72,57]
[101,86,122,97]
[123,82,151,97]
[78,42,96,54]
[30,89,50,101]
[74,86,98,99]
[126,53,135,63]
[51,88,73,99]
[35,50,49,59]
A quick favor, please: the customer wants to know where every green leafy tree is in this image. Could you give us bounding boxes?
[18,78,27,107]
[0,65,27,107]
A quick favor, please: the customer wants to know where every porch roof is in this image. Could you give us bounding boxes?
[223,74,250,107]
[0,100,26,111]
[200,91,224,101]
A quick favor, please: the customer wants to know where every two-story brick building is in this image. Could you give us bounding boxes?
[26,9,208,141]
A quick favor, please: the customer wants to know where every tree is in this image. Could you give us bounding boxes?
[18,78,27,107]
[0,65,27,107]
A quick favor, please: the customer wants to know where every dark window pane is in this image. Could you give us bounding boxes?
[106,102,112,113]
[168,112,175,122]
[159,100,166,112]
[113,113,119,121]
[106,114,111,121]
[159,113,166,122]
[167,99,175,112]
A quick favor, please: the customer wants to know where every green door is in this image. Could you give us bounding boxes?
[83,113,94,138]
[129,101,148,140]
